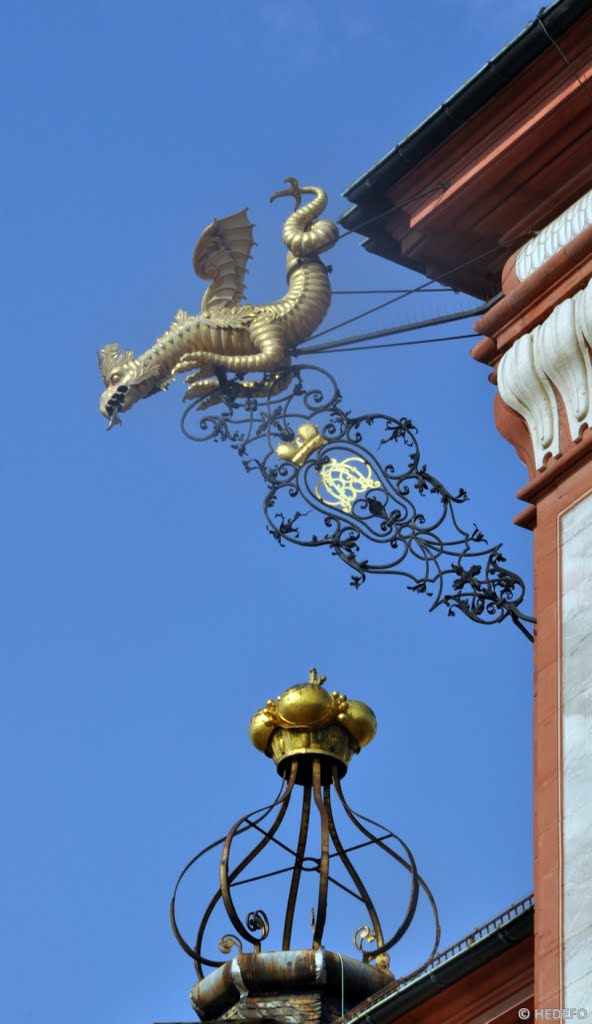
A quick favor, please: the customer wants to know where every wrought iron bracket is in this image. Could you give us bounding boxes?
[180,364,534,640]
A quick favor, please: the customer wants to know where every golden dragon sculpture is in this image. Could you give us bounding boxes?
[98,179,339,428]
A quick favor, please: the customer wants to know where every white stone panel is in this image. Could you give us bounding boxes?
[561,492,592,1002]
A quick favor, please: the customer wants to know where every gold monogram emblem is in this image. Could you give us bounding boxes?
[315,457,380,513]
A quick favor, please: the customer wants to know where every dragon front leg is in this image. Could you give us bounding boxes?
[187,370,293,409]
[175,321,288,378]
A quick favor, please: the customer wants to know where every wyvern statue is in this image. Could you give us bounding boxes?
[98,179,339,428]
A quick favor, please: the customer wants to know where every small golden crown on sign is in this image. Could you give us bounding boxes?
[275,422,327,465]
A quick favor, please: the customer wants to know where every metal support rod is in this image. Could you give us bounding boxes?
[283,783,312,950]
[312,759,330,949]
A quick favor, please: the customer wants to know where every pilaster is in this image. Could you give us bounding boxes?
[473,185,592,1007]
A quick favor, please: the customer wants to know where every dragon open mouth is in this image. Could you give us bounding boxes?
[105,385,128,430]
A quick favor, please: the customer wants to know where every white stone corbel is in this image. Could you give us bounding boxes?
[497,277,592,468]
[574,281,592,408]
[534,288,590,441]
[498,330,559,468]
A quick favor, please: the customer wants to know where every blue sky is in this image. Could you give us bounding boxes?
[0,2,544,1022]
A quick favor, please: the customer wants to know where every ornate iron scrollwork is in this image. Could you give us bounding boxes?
[171,759,440,982]
[171,669,439,987]
[181,364,534,639]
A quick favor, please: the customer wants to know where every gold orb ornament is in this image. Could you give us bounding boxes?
[276,676,334,726]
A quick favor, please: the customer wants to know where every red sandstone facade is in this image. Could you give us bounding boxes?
[341,0,592,1011]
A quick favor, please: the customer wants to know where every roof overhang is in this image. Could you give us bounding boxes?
[340,0,592,298]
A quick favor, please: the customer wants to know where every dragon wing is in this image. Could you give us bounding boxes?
[192,208,255,313]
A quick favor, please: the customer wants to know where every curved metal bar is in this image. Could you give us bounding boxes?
[170,832,230,965]
[170,775,291,977]
[193,768,297,976]
[323,783,384,948]
[351,810,441,970]
[311,758,330,949]
[282,782,312,950]
[218,761,298,952]
[334,768,440,964]
[333,768,420,959]
[170,776,288,968]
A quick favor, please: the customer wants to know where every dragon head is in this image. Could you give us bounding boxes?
[98,343,164,429]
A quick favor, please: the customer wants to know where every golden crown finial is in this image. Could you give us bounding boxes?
[249,669,377,780]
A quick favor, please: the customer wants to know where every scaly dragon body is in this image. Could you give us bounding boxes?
[98,180,338,427]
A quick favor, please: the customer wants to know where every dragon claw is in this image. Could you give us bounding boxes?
[184,370,209,387]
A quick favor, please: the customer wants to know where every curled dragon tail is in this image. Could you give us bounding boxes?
[270,178,339,258]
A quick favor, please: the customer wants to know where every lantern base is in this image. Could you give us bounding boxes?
[190,949,393,1023]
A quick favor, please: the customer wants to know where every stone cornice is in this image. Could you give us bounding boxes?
[515,187,592,282]
[471,185,592,516]
[473,218,592,362]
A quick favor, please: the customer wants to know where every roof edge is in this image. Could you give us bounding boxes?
[341,0,590,214]
[337,894,534,1024]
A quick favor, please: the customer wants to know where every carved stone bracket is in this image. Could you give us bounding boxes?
[497,277,592,470]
